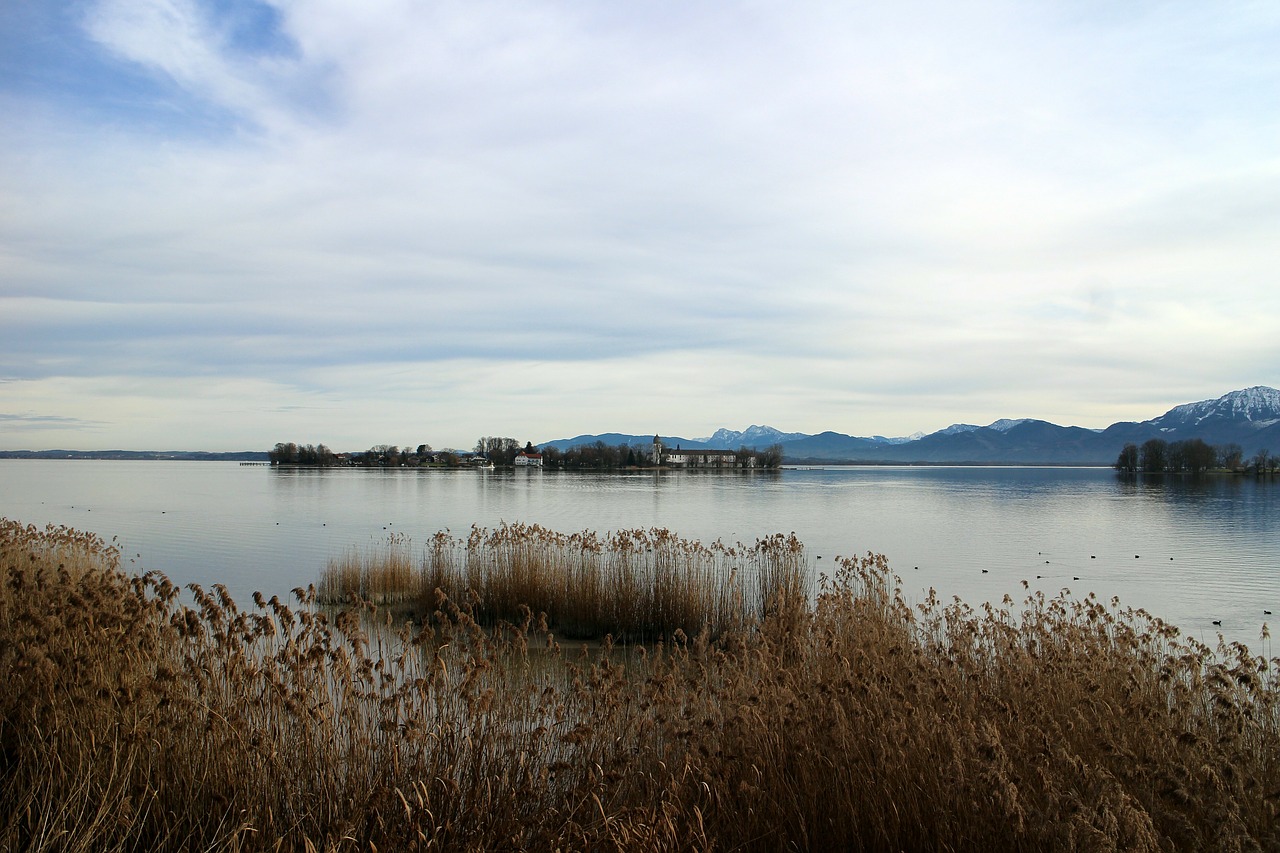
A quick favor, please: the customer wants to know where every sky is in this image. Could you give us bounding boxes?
[2,0,1278,452]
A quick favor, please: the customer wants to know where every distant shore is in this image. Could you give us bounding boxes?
[4,452,1276,472]
[0,450,268,461]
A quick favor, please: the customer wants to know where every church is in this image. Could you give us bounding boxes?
[650,436,755,468]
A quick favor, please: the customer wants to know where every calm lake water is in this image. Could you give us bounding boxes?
[2,460,1277,651]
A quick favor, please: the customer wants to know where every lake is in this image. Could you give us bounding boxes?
[1,460,1276,652]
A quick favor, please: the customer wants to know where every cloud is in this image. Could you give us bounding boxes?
[0,412,104,428]
[1,1,1278,448]
[81,0,311,131]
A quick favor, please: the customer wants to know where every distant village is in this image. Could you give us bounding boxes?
[267,436,784,470]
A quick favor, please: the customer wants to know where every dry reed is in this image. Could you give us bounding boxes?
[4,516,1278,852]
[319,523,811,642]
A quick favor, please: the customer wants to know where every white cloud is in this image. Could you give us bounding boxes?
[1,0,1278,448]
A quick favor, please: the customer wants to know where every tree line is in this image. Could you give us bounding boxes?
[470,437,661,469]
[473,437,526,467]
[268,439,786,470]
[1114,438,1276,475]
[471,439,784,470]
[269,439,539,468]
[267,443,337,466]
[540,441,784,470]
[541,441,653,469]
[268,442,451,467]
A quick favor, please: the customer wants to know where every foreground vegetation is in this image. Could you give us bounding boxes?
[3,517,1279,851]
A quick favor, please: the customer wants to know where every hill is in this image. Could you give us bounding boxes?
[539,386,1280,465]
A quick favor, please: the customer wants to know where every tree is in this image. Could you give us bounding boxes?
[475,437,521,466]
[1220,443,1243,471]
[1140,438,1168,473]
[540,446,563,468]
[358,445,400,466]
[1114,443,1139,473]
[1181,438,1216,474]
[268,442,297,464]
[767,444,784,468]
[1253,449,1272,476]
[268,442,339,465]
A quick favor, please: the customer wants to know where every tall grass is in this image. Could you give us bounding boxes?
[319,523,811,642]
[4,516,1279,851]
[318,532,417,606]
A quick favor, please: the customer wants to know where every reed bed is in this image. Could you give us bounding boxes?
[320,523,811,642]
[4,515,1279,852]
[318,533,418,606]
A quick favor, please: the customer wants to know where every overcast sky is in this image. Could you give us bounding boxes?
[2,0,1278,451]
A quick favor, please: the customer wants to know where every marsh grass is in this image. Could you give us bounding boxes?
[4,516,1279,852]
[318,533,418,606]
[320,523,811,642]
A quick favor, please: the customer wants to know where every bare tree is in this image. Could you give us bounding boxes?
[760,444,784,469]
[1219,443,1243,471]
[1140,439,1168,472]
[475,437,522,466]
[1114,443,1139,473]
[1181,438,1216,474]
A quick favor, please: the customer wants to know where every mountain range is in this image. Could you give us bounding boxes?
[540,386,1280,465]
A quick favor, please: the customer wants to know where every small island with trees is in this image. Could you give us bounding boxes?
[267,436,784,470]
[1113,437,1276,476]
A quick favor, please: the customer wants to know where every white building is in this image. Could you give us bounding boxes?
[651,435,754,468]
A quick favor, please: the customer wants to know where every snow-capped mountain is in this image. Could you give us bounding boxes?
[868,432,927,445]
[1147,386,1280,431]
[929,418,1031,437]
[933,423,981,437]
[710,426,929,446]
[704,425,810,446]
[986,418,1034,432]
[540,386,1280,464]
